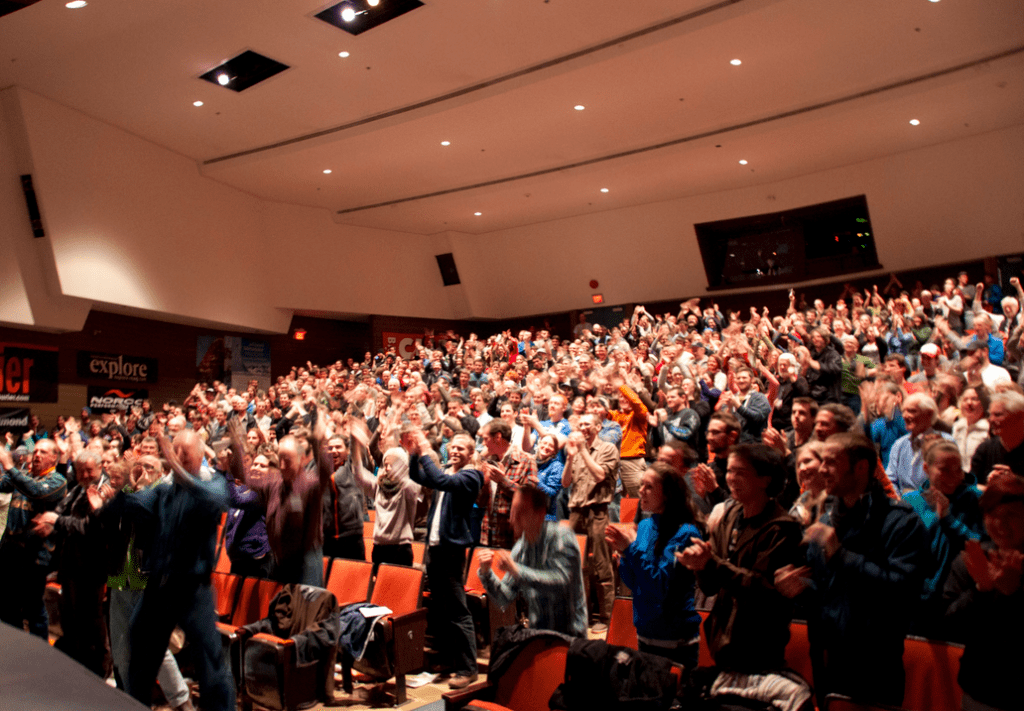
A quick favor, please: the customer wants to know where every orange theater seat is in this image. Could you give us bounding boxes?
[606,596,638,649]
[464,547,515,653]
[900,635,963,711]
[339,564,428,706]
[326,558,374,608]
[211,571,242,622]
[443,634,571,711]
[619,497,640,525]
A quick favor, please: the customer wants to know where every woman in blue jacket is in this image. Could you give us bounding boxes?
[606,461,702,666]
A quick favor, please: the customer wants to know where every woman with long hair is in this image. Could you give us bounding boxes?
[606,461,703,666]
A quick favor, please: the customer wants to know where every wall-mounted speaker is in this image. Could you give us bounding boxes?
[20,174,45,238]
[435,252,461,286]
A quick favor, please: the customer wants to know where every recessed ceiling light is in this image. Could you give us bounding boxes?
[928,0,940,3]
[730,59,742,66]
[338,51,350,58]
[738,159,748,165]
[441,141,451,146]
[341,7,357,22]
[323,169,333,174]
[193,100,204,107]
[474,212,482,216]
[909,119,921,126]
[368,0,380,5]
[600,188,609,193]
[574,105,585,111]
[217,73,230,86]
[65,1,87,8]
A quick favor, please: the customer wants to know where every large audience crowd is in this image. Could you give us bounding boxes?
[2,268,1024,711]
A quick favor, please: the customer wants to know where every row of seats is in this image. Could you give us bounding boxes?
[603,597,965,711]
[210,560,428,708]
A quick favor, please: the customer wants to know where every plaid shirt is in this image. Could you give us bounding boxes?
[481,521,587,637]
[481,447,537,549]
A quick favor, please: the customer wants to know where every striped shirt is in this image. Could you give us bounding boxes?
[481,521,587,637]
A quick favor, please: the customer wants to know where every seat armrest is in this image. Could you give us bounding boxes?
[442,681,494,710]
[216,621,239,637]
[389,607,429,676]
[249,632,295,647]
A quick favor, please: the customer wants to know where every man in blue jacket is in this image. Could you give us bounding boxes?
[777,432,928,708]
[403,427,483,690]
[101,430,232,711]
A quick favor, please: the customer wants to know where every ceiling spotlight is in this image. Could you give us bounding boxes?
[909,119,921,126]
[338,51,350,58]
[193,100,204,107]
[368,0,380,5]
[600,188,609,193]
[65,1,87,7]
[730,59,742,66]
[441,141,451,146]
[341,7,357,22]
[474,212,482,216]
[574,105,585,111]
[739,159,748,165]
[928,0,940,3]
[323,169,332,174]
[217,73,230,86]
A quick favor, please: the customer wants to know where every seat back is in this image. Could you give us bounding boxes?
[364,538,374,564]
[825,695,908,711]
[606,597,638,649]
[323,556,331,584]
[211,572,242,620]
[369,564,423,615]
[901,636,963,711]
[619,497,640,525]
[465,547,505,593]
[215,536,233,577]
[575,534,588,563]
[697,610,714,667]
[362,520,375,538]
[411,541,425,566]
[492,636,571,711]
[327,559,374,607]
[784,621,814,687]
[231,577,282,627]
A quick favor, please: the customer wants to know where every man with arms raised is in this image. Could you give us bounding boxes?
[101,429,233,711]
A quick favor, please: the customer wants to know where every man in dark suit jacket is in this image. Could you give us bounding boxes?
[404,428,483,690]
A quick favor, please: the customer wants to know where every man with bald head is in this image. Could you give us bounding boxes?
[99,428,232,711]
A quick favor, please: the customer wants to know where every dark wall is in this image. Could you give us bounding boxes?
[0,311,370,426]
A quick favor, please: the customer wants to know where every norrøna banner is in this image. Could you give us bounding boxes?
[0,343,59,403]
[87,386,149,413]
[77,351,159,383]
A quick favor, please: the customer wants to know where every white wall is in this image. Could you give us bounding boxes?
[452,124,1024,319]
[3,86,1022,331]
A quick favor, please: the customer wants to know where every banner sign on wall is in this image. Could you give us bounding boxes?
[77,351,159,383]
[225,337,272,392]
[0,343,59,403]
[0,407,31,435]
[197,336,271,391]
[87,386,148,413]
[382,332,424,360]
